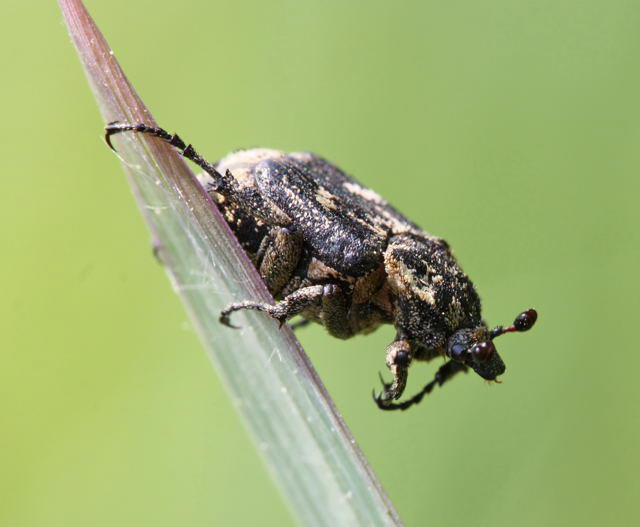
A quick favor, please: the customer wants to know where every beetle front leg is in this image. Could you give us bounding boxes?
[375,360,468,411]
[220,284,333,329]
[374,339,413,406]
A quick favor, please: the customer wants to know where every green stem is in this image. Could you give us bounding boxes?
[58,1,403,525]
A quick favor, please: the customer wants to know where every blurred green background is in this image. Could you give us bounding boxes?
[3,1,639,525]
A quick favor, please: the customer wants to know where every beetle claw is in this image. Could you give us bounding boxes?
[219,312,241,329]
[377,371,393,392]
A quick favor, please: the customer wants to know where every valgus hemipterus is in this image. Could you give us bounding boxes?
[106,122,537,411]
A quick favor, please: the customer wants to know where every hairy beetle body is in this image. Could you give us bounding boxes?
[202,149,482,343]
[105,123,537,410]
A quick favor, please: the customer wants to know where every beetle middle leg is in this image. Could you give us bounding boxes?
[319,284,352,339]
[220,284,342,329]
[256,227,303,296]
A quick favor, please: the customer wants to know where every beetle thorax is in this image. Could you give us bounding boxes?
[384,233,482,348]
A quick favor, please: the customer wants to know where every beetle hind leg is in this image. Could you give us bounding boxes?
[104,121,243,199]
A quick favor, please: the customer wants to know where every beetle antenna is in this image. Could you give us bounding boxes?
[490,308,538,340]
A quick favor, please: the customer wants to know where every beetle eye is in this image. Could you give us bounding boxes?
[450,343,468,361]
[470,341,495,362]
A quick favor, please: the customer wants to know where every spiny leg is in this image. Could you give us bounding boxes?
[374,339,412,406]
[105,122,226,183]
[287,287,369,334]
[374,360,468,411]
[220,284,336,329]
[105,122,289,225]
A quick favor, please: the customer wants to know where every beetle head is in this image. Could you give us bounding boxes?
[446,309,538,380]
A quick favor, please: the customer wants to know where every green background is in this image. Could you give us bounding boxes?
[3,1,639,525]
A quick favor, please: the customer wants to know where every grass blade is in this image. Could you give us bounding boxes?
[58,1,403,525]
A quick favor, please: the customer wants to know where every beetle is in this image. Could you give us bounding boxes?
[105,122,537,411]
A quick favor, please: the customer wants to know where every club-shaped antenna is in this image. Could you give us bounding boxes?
[490,308,538,340]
